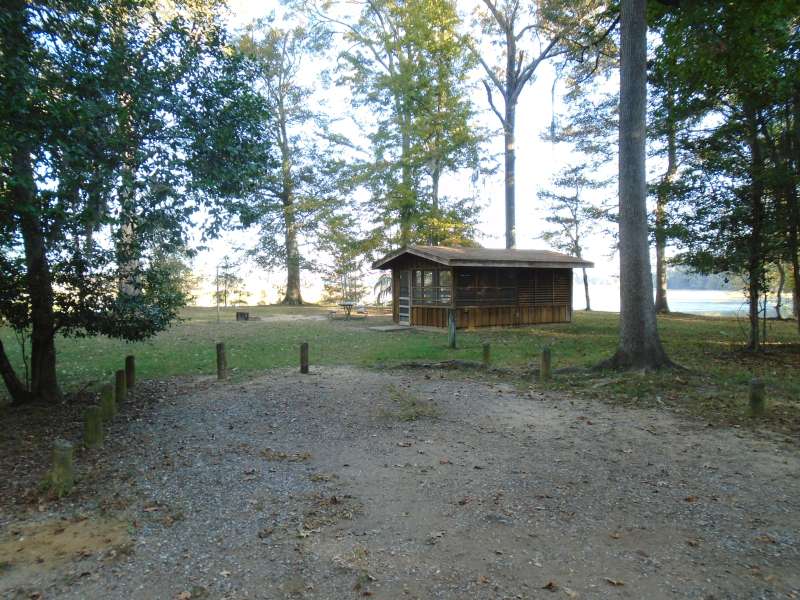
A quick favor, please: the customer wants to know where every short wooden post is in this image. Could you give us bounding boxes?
[115,369,127,404]
[99,383,116,421]
[749,378,766,416]
[540,346,552,381]
[300,342,309,374]
[482,342,491,367]
[216,342,227,380]
[125,355,136,388]
[50,439,75,497]
[83,406,104,448]
[447,309,456,349]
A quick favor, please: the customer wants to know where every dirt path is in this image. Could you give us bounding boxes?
[1,367,798,599]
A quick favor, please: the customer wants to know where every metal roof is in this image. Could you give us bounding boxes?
[372,245,594,270]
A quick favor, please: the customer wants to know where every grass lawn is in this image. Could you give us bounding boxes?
[1,305,798,435]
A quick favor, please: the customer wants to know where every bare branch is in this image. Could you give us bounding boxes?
[483,79,507,128]
[471,44,506,97]
[481,0,507,30]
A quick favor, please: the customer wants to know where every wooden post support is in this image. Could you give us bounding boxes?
[540,346,552,381]
[115,369,127,404]
[216,342,227,380]
[482,342,491,367]
[125,355,135,388]
[300,342,309,374]
[749,377,766,416]
[99,383,116,421]
[50,439,75,497]
[83,406,104,448]
[447,309,456,349]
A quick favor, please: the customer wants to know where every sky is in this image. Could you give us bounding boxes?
[191,0,628,306]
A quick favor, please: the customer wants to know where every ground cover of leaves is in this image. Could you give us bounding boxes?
[0,366,798,599]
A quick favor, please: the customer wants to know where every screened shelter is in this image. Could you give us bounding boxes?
[372,245,593,328]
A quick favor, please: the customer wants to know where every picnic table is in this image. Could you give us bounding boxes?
[339,301,356,319]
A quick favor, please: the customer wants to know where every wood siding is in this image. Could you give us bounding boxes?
[389,262,574,329]
[412,304,570,329]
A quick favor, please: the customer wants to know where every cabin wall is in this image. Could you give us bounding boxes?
[388,265,573,328]
[411,304,570,328]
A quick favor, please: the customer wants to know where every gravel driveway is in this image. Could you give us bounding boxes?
[1,366,798,599]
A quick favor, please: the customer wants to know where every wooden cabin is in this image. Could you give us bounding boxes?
[372,245,593,328]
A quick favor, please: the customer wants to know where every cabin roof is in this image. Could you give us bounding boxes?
[372,245,594,270]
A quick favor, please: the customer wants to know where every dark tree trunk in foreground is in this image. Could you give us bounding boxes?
[602,0,671,370]
[0,5,62,404]
[17,149,63,403]
[0,339,33,405]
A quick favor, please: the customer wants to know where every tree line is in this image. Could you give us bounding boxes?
[1,0,798,403]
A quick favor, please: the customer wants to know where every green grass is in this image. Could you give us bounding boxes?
[1,305,798,434]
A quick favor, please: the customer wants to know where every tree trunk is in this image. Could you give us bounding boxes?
[602,0,671,370]
[0,338,33,405]
[582,267,591,311]
[654,92,675,314]
[775,262,785,319]
[277,94,303,306]
[654,224,669,313]
[429,161,441,245]
[788,170,800,325]
[397,89,414,245]
[283,201,303,305]
[745,106,764,351]
[16,149,62,403]
[791,90,800,329]
[504,106,516,249]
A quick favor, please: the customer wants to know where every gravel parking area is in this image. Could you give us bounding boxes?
[1,366,798,599]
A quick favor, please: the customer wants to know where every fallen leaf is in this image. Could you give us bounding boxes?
[477,575,490,584]
[756,534,776,544]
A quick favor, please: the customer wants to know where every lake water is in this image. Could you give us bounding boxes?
[575,284,795,318]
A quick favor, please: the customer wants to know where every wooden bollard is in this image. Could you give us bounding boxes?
[99,383,116,420]
[447,309,456,349]
[216,342,227,380]
[115,369,127,404]
[540,346,552,381]
[50,439,75,497]
[749,378,766,416]
[482,342,491,367]
[84,406,104,448]
[300,342,309,374]
[125,355,136,388]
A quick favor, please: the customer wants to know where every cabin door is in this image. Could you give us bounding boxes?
[398,270,411,326]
